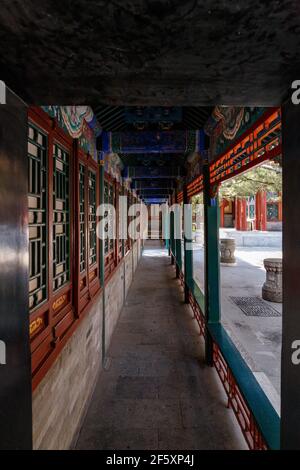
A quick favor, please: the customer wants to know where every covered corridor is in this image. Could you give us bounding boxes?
[75,241,246,450]
[0,97,290,452]
[1,1,300,454]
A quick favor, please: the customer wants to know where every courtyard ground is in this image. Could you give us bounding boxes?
[193,232,282,415]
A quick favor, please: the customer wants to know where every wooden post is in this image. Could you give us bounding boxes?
[203,163,221,365]
[174,190,182,279]
[220,200,225,228]
[0,91,32,449]
[235,197,247,231]
[278,192,283,222]
[255,190,267,231]
[281,99,300,449]
[99,152,106,366]
[183,184,193,303]
[175,192,182,277]
[170,208,175,265]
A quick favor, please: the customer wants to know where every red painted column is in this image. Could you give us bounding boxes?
[235,198,247,231]
[234,198,238,229]
[219,200,227,227]
[278,193,283,221]
[241,199,248,231]
[255,190,267,231]
[232,199,235,227]
[235,198,240,230]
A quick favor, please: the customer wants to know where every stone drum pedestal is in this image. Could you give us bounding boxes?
[220,238,236,264]
[262,258,282,303]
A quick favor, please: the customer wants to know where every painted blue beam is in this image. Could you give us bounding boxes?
[136,184,173,188]
[101,131,111,153]
[139,190,171,196]
[128,167,182,179]
[124,107,182,124]
[112,130,197,154]
[141,195,170,200]
[143,198,167,204]
[133,180,174,190]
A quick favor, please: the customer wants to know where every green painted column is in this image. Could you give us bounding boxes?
[175,203,182,277]
[163,202,170,250]
[165,235,169,251]
[183,185,193,303]
[203,163,221,365]
[167,198,171,256]
[170,209,175,265]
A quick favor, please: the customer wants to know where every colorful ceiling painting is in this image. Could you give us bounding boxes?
[78,120,98,161]
[205,107,265,159]
[186,151,205,185]
[60,106,89,138]
[104,153,124,182]
[43,106,102,161]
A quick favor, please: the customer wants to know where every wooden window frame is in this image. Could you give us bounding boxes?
[125,189,131,254]
[28,107,140,388]
[28,107,101,390]
[28,122,48,313]
[74,142,100,316]
[266,201,279,222]
[116,182,123,263]
[29,107,77,389]
[104,172,118,280]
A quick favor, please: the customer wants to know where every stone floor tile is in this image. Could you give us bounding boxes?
[75,241,246,450]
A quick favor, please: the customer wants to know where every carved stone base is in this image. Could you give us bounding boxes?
[262,258,282,303]
[220,238,236,264]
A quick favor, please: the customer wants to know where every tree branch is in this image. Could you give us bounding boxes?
[241,175,279,186]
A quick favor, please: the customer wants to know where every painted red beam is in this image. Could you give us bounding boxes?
[183,108,282,196]
[209,108,281,186]
[210,107,280,166]
[211,143,282,186]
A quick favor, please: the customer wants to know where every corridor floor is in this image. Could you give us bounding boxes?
[75,241,246,450]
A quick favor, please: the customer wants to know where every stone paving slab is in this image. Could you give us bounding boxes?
[75,241,247,450]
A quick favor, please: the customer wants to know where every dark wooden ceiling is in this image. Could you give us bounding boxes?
[0,1,299,105]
